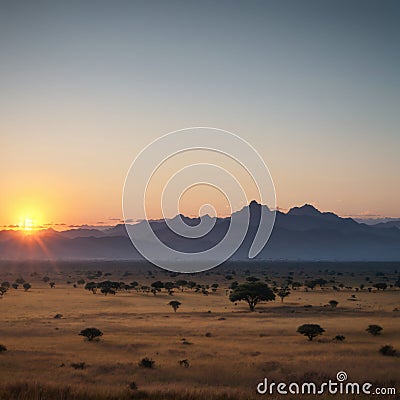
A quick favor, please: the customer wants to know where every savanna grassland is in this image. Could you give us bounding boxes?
[0,261,399,400]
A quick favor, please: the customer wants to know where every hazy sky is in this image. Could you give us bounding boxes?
[1,0,399,228]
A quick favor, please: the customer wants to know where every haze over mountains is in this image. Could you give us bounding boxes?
[1,201,399,261]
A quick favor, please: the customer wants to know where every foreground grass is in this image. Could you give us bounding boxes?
[0,382,398,400]
[0,382,253,400]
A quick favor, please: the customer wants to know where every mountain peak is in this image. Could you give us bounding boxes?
[288,204,321,217]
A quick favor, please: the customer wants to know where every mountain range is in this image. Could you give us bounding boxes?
[1,201,399,261]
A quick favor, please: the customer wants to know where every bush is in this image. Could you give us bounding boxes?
[329,300,339,308]
[138,357,155,368]
[79,328,103,341]
[366,324,383,336]
[178,359,190,368]
[0,344,7,353]
[71,362,86,370]
[22,283,31,291]
[333,335,345,342]
[379,345,397,357]
[129,381,138,390]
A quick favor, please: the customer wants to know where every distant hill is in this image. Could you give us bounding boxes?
[372,220,400,230]
[0,201,399,261]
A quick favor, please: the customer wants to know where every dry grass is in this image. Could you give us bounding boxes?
[0,261,399,399]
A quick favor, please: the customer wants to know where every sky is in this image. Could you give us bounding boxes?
[1,0,399,229]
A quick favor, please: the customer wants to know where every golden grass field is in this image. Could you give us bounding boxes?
[0,261,399,399]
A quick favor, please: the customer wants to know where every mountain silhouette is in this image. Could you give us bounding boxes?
[1,201,399,261]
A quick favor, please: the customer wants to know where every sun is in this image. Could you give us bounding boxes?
[18,216,40,232]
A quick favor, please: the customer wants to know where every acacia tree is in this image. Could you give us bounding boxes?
[151,281,164,296]
[168,300,181,312]
[275,286,291,303]
[229,282,275,311]
[329,300,339,308]
[297,324,325,341]
[79,327,103,341]
[373,283,387,291]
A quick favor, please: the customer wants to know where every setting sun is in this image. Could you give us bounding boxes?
[18,216,40,231]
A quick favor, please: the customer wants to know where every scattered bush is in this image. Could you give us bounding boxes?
[178,359,190,368]
[333,335,345,342]
[0,344,7,353]
[71,362,86,370]
[138,357,155,368]
[128,381,138,390]
[366,324,383,336]
[22,283,31,291]
[379,345,397,357]
[329,300,338,308]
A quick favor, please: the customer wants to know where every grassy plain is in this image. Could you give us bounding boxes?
[0,261,399,399]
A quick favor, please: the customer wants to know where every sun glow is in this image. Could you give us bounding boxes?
[18,216,40,232]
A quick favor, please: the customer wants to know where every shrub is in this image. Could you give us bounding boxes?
[79,327,103,341]
[366,324,383,336]
[329,300,339,308]
[379,345,397,357]
[138,357,155,368]
[71,362,86,370]
[22,283,31,291]
[129,381,138,390]
[178,359,190,368]
[333,335,345,342]
[0,344,7,352]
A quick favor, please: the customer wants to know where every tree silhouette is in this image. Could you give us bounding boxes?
[168,300,181,312]
[275,286,291,303]
[297,324,325,341]
[373,283,387,291]
[79,327,103,341]
[151,281,164,295]
[366,324,383,336]
[329,300,339,308]
[229,282,275,311]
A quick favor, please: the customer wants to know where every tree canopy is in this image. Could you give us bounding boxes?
[229,282,275,311]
